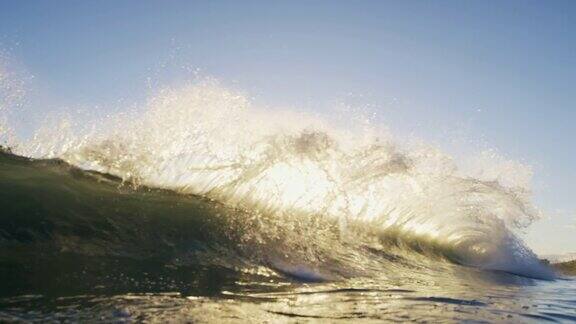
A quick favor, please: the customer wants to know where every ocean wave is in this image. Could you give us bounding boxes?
[4,82,554,279]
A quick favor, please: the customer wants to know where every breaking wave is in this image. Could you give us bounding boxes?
[3,82,553,280]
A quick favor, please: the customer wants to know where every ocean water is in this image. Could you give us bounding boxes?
[0,83,575,322]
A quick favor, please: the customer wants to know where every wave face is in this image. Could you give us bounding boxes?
[3,82,552,280]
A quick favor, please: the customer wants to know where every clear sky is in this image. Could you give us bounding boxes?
[0,1,574,254]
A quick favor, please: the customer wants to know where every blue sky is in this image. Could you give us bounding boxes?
[1,1,574,254]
